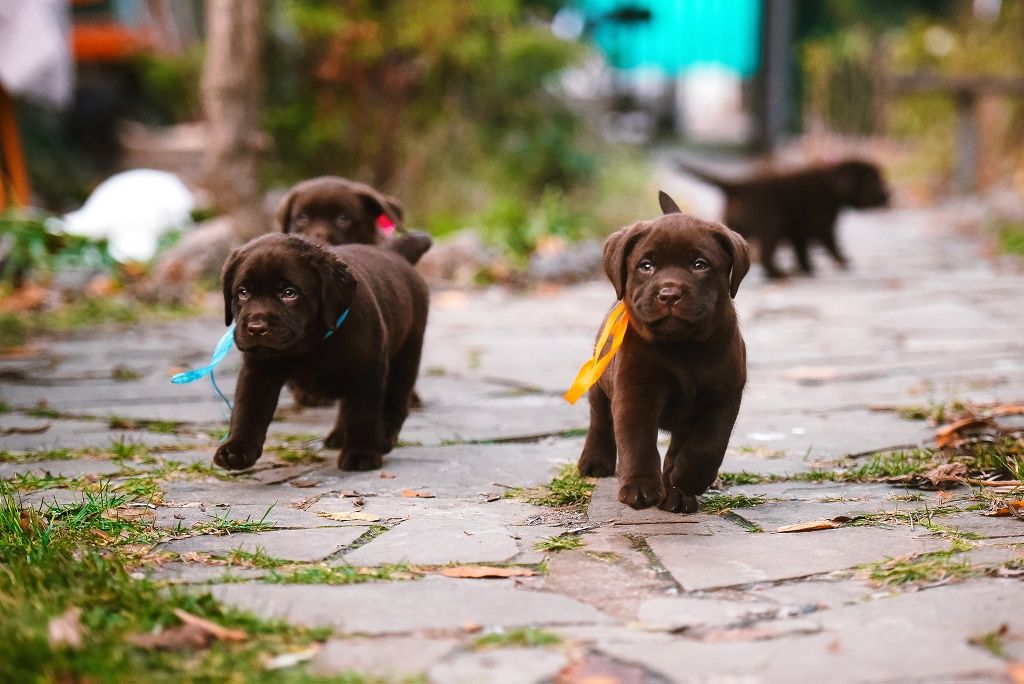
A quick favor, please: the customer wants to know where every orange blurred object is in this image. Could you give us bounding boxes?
[72,23,152,62]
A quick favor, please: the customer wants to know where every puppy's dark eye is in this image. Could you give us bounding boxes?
[334,213,351,226]
[281,287,299,300]
[237,287,250,300]
[637,260,655,274]
[692,258,710,272]
[295,212,309,225]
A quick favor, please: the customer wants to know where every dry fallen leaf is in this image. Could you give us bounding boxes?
[935,417,994,448]
[401,489,435,498]
[48,607,84,649]
[777,520,842,533]
[0,423,51,435]
[129,609,246,651]
[923,462,968,486]
[263,645,320,670]
[982,500,1024,518]
[1008,662,1024,684]
[990,404,1024,418]
[440,565,536,579]
[289,478,320,488]
[173,609,247,642]
[462,620,483,633]
[379,471,396,480]
[316,511,380,522]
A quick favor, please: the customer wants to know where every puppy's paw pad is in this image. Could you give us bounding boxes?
[659,490,699,514]
[618,479,665,510]
[213,442,261,471]
[324,429,345,450]
[339,450,383,471]
[578,456,615,478]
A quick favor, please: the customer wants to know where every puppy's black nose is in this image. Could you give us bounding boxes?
[657,286,682,306]
[246,320,269,336]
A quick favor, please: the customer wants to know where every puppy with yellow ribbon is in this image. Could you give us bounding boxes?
[565,192,750,513]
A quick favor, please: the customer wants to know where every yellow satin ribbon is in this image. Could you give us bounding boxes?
[564,301,630,404]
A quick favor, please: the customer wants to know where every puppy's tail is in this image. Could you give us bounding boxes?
[674,159,740,192]
[387,230,432,265]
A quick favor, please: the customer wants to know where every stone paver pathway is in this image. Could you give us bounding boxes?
[2,195,1023,682]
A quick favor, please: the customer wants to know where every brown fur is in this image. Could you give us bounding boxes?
[214,234,428,472]
[678,159,889,278]
[577,191,749,513]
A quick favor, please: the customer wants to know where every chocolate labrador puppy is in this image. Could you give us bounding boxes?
[677,159,889,278]
[577,192,749,513]
[214,234,428,472]
[276,176,431,407]
[276,176,405,245]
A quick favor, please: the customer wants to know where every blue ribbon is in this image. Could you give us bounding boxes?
[170,310,350,415]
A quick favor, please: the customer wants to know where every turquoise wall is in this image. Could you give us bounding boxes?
[581,0,762,76]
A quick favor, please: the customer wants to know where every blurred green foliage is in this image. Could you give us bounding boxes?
[799,0,1024,192]
[261,0,648,256]
[0,210,116,288]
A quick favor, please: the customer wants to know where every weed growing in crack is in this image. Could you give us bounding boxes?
[699,493,768,514]
[473,627,562,649]
[265,563,414,585]
[507,464,595,508]
[533,534,584,552]
[862,549,976,587]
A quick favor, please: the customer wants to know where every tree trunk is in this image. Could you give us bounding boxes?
[201,0,265,241]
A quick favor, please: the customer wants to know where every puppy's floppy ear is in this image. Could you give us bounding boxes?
[659,190,683,215]
[220,247,243,326]
[709,223,750,298]
[318,255,357,331]
[275,187,298,233]
[349,181,406,233]
[603,222,651,300]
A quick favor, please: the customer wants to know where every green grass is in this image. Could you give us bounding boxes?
[846,450,933,480]
[699,493,768,514]
[25,405,62,419]
[0,491,361,682]
[110,366,142,382]
[508,464,595,508]
[997,220,1024,257]
[893,400,968,423]
[970,627,1008,658]
[177,507,277,537]
[265,434,327,464]
[862,549,976,587]
[265,563,413,585]
[533,534,584,552]
[473,628,562,649]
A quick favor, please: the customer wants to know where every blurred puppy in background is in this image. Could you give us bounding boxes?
[677,159,889,279]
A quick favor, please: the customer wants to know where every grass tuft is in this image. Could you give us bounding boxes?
[473,627,562,649]
[533,534,584,552]
[699,493,767,514]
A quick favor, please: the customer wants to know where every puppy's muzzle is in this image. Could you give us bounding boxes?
[656,285,682,307]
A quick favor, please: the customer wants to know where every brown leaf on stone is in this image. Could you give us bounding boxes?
[776,520,842,533]
[990,404,1024,418]
[172,609,246,642]
[379,471,396,479]
[401,489,435,498]
[317,511,380,522]
[440,565,536,579]
[289,478,320,488]
[48,607,84,649]
[982,500,1024,518]
[462,620,483,633]
[128,624,211,651]
[935,417,994,448]
[923,462,968,486]
[0,423,51,435]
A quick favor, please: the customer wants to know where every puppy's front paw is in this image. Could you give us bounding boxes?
[339,449,383,471]
[324,428,346,450]
[618,477,665,510]
[578,451,615,478]
[660,488,699,513]
[214,440,262,471]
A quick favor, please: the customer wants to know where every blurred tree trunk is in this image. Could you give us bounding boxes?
[202,0,265,241]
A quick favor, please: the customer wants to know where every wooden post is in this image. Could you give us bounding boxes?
[0,85,31,209]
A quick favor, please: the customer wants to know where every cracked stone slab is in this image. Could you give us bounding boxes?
[160,479,335,506]
[304,442,578,498]
[647,526,950,590]
[0,420,205,452]
[331,497,560,566]
[17,487,90,509]
[0,458,124,479]
[143,562,267,584]
[733,496,945,532]
[311,637,458,678]
[935,512,1024,539]
[428,647,569,684]
[159,526,367,562]
[154,503,352,530]
[210,576,610,633]
[587,480,747,536]
[635,596,780,631]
